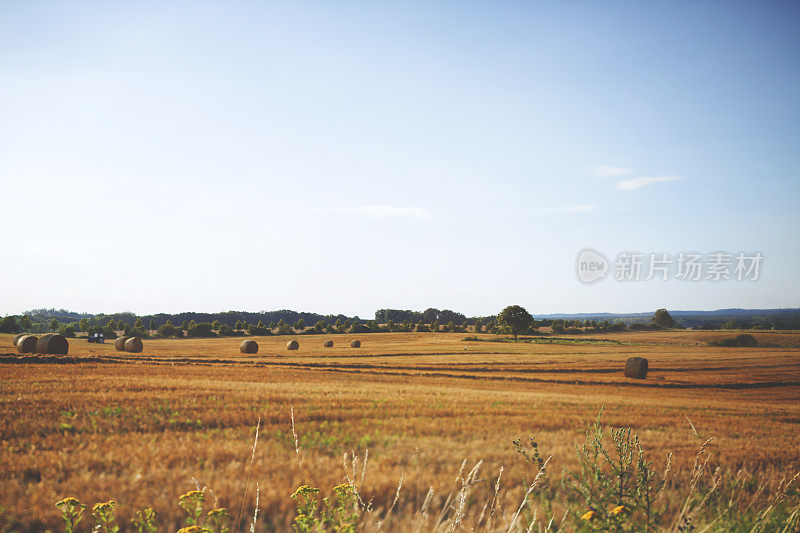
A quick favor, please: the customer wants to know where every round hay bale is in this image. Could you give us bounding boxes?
[114,336,130,351]
[16,335,38,354]
[12,334,24,346]
[241,339,259,354]
[323,340,333,347]
[624,357,648,379]
[124,337,143,353]
[286,339,299,350]
[350,340,361,348]
[36,334,69,355]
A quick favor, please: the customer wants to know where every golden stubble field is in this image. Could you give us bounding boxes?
[1,330,799,530]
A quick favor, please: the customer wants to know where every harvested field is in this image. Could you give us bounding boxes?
[0,331,798,530]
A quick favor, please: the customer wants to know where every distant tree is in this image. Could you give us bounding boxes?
[349,321,370,334]
[149,319,157,331]
[235,320,243,330]
[473,320,482,333]
[134,318,144,330]
[415,321,429,332]
[497,305,534,340]
[294,318,305,331]
[423,308,440,324]
[158,321,181,338]
[247,320,269,336]
[107,318,116,331]
[219,324,234,336]
[315,320,326,333]
[20,315,32,331]
[57,324,75,338]
[50,318,59,332]
[269,321,276,331]
[212,320,221,331]
[652,309,676,329]
[188,322,214,337]
[0,316,20,334]
[334,318,344,332]
[181,320,189,331]
[430,320,439,332]
[78,318,88,332]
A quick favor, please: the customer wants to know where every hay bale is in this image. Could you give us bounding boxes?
[124,337,143,353]
[114,336,130,351]
[36,334,69,355]
[16,335,38,354]
[12,334,23,346]
[241,340,259,354]
[350,340,361,348]
[323,340,333,347]
[624,357,648,379]
[286,339,299,350]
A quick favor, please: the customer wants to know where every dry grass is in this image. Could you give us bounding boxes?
[0,331,798,530]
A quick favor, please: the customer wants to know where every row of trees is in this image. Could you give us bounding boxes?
[0,308,672,339]
[0,314,489,339]
[494,306,679,339]
[9,306,782,339]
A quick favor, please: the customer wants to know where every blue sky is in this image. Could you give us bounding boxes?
[1,1,798,317]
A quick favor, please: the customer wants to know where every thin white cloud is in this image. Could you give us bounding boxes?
[339,205,433,219]
[616,176,684,191]
[593,165,632,177]
[544,204,597,213]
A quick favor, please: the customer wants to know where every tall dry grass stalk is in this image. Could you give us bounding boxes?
[250,482,259,533]
[236,416,260,531]
[506,457,550,532]
[291,407,304,470]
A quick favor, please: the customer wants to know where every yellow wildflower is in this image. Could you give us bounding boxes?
[177,526,206,533]
[610,505,625,516]
[207,507,230,518]
[291,485,320,499]
[56,497,83,508]
[581,510,598,521]
[93,500,116,513]
[179,490,206,503]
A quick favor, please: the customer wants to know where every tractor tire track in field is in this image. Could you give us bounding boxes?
[3,353,799,390]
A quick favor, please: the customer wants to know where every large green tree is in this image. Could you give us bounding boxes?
[497,305,534,340]
[652,309,676,328]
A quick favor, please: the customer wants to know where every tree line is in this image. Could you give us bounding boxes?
[2,306,799,338]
